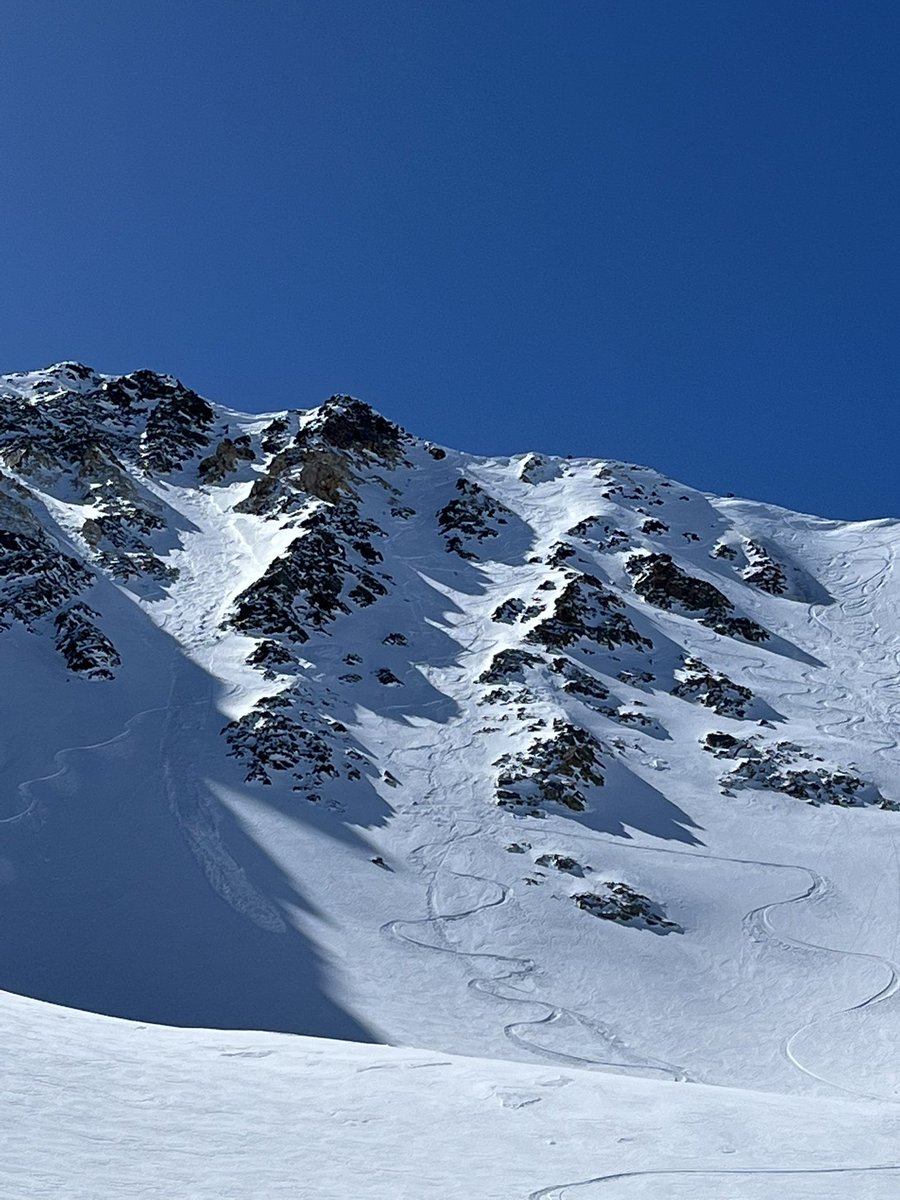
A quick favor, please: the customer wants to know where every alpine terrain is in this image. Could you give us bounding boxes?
[3,362,900,1198]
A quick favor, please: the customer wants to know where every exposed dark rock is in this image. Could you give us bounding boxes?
[625,552,769,642]
[139,378,215,473]
[724,741,887,807]
[526,573,651,652]
[673,657,754,718]
[702,731,751,757]
[198,436,255,484]
[53,603,120,679]
[641,518,669,535]
[0,527,92,629]
[297,396,409,463]
[566,517,632,551]
[546,542,576,568]
[228,503,389,642]
[573,884,678,932]
[478,648,544,685]
[260,416,291,454]
[548,657,610,703]
[245,639,297,679]
[742,540,788,596]
[224,691,369,788]
[437,477,514,559]
[535,853,584,876]
[494,720,605,812]
[236,397,406,518]
[492,597,526,624]
[235,445,356,515]
[617,669,655,687]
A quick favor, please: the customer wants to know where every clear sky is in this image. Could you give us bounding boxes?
[1,2,897,518]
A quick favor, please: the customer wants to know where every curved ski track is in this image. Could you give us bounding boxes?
[527,1161,900,1199]
[382,782,685,1080]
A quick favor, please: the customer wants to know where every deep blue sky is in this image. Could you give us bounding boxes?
[1,2,897,518]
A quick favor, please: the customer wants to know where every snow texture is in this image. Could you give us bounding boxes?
[3,363,900,1196]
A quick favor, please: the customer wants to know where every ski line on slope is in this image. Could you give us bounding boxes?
[527,1161,900,1200]
[383,805,687,1081]
[383,863,685,1079]
[0,697,204,827]
[519,825,900,1103]
[693,529,900,754]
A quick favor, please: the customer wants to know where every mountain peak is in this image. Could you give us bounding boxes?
[2,361,900,1115]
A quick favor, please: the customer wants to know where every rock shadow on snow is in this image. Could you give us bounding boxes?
[569,757,704,847]
[0,599,382,1042]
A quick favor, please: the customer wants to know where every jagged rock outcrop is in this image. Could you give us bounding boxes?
[494,720,605,812]
[703,732,892,808]
[741,540,788,596]
[625,552,769,642]
[567,517,632,551]
[138,377,215,473]
[229,503,389,642]
[548,657,611,703]
[535,853,584,876]
[0,526,92,630]
[198,436,255,484]
[478,649,544,685]
[224,691,369,793]
[525,573,651,652]
[492,597,526,624]
[573,884,679,932]
[236,397,408,517]
[245,639,298,680]
[53,604,120,679]
[672,657,754,718]
[437,478,513,559]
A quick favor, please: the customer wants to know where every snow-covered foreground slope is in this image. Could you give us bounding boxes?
[4,363,900,1194]
[5,989,900,1200]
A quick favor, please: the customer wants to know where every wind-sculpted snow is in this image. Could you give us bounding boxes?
[6,361,900,1145]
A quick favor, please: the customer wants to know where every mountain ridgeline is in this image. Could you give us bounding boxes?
[2,362,899,1094]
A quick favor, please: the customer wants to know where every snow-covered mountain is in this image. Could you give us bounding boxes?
[4,363,900,1196]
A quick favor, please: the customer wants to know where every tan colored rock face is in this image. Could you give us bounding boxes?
[296,449,356,504]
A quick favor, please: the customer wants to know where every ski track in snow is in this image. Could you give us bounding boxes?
[11,377,900,1198]
[512,824,900,1105]
[378,521,900,1101]
[380,513,686,1079]
[527,1162,900,1200]
[0,702,173,829]
[383,794,687,1081]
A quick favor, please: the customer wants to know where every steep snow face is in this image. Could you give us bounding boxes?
[3,363,900,1104]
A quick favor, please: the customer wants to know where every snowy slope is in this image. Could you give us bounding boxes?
[4,363,900,1195]
[4,988,900,1200]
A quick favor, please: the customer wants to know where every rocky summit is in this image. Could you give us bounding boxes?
[3,362,900,1117]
